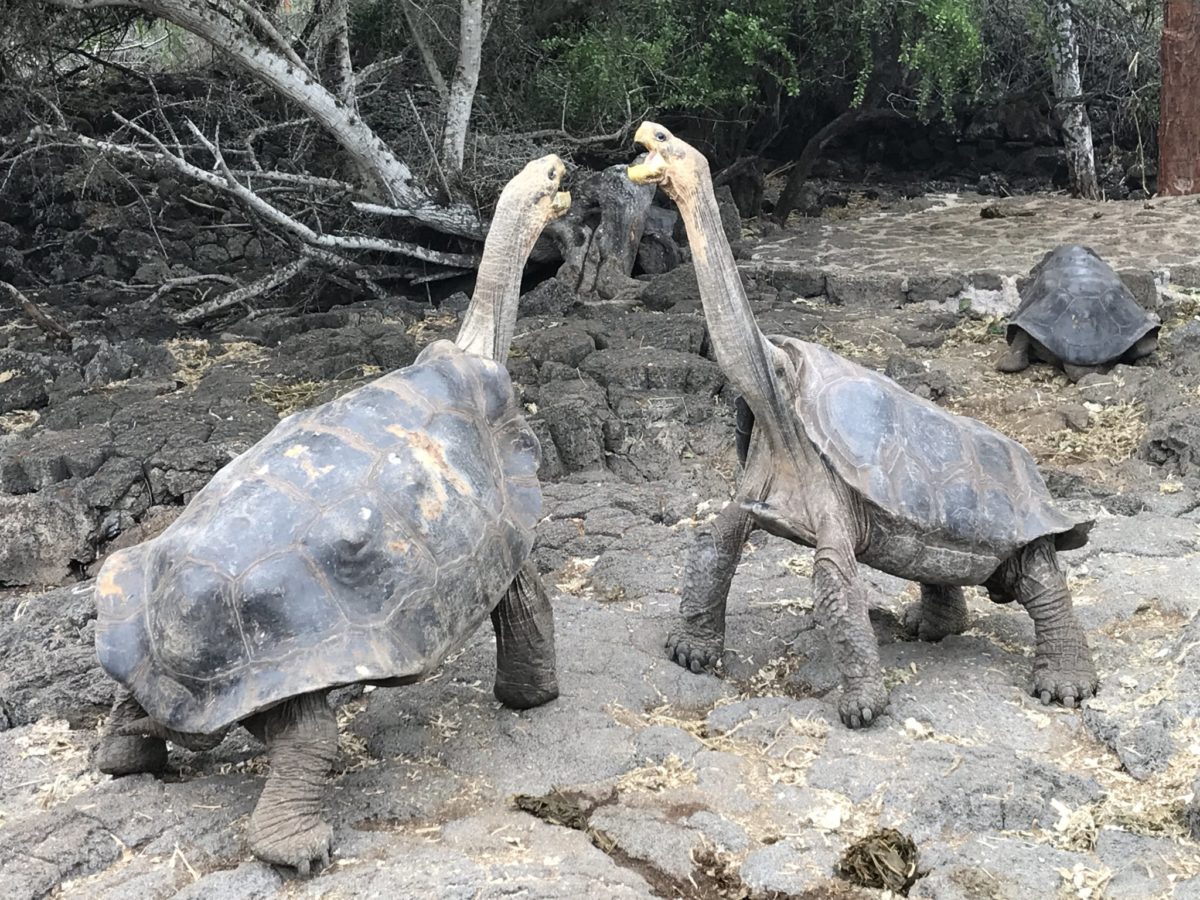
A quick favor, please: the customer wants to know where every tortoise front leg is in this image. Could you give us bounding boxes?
[996,330,1032,373]
[243,691,337,875]
[94,689,167,777]
[491,560,560,710]
[812,521,887,728]
[666,498,754,673]
[986,536,1097,706]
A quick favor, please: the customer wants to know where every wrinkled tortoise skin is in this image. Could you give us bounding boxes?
[1007,245,1159,366]
[95,340,541,734]
[769,336,1089,582]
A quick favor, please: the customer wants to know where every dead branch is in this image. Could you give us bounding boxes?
[175,257,311,324]
[143,273,237,307]
[400,0,449,101]
[76,115,480,269]
[45,0,482,239]
[225,0,314,80]
[0,281,73,339]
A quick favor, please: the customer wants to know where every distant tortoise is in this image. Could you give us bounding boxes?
[629,124,1097,728]
[997,245,1159,381]
[92,157,571,873]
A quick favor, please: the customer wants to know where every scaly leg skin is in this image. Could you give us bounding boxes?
[94,689,167,776]
[988,537,1097,707]
[244,692,338,875]
[492,559,560,709]
[812,522,887,728]
[905,584,970,642]
[996,330,1032,373]
[667,499,753,673]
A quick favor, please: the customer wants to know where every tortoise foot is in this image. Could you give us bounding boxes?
[494,678,559,711]
[248,815,333,876]
[665,626,723,674]
[1031,660,1098,709]
[94,734,167,777]
[838,682,889,729]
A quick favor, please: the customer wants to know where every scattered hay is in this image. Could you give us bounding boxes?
[512,789,591,831]
[1044,402,1146,465]
[336,697,377,772]
[16,719,87,764]
[837,828,920,895]
[555,556,599,598]
[617,754,697,793]
[167,338,267,389]
[942,315,1006,348]
[1056,862,1111,900]
[511,788,620,856]
[781,554,814,578]
[406,312,459,344]
[744,654,809,699]
[166,338,212,387]
[35,770,105,809]
[691,843,755,900]
[254,379,327,417]
[0,409,39,433]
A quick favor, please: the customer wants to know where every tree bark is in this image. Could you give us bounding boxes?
[1047,0,1099,199]
[1159,0,1200,196]
[548,164,657,299]
[773,109,903,223]
[441,0,487,171]
[45,0,482,238]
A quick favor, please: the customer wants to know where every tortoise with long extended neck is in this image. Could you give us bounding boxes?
[997,244,1159,381]
[628,124,1097,728]
[92,156,571,872]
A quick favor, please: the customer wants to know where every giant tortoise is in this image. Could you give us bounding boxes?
[92,156,571,872]
[628,124,1097,728]
[997,244,1159,381]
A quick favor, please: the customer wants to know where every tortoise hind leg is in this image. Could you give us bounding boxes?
[244,691,337,875]
[905,584,969,642]
[996,331,1033,373]
[94,689,167,777]
[491,560,559,709]
[985,536,1096,707]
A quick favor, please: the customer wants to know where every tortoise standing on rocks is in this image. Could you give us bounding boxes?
[628,125,1097,728]
[92,157,571,873]
[997,244,1160,381]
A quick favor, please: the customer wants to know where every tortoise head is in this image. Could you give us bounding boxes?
[627,122,707,203]
[493,154,571,249]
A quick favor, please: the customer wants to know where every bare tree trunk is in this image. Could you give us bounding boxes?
[773,108,902,223]
[1159,0,1200,196]
[400,0,449,101]
[46,0,482,237]
[1047,0,1099,199]
[441,0,488,171]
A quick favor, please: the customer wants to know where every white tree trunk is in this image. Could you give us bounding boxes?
[440,0,487,171]
[46,0,483,237]
[1047,0,1099,199]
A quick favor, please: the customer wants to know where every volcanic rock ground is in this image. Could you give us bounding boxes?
[3,192,1200,898]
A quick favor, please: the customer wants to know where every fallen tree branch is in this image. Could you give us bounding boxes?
[76,116,480,269]
[175,257,311,324]
[0,280,73,339]
[144,273,237,307]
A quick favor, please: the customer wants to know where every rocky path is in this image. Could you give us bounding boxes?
[2,193,1200,899]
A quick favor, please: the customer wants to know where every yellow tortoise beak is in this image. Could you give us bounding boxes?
[551,191,571,216]
[627,122,669,185]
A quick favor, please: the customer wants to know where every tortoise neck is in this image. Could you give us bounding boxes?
[456,205,527,361]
